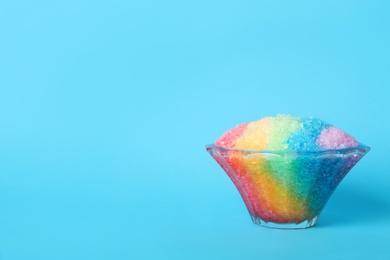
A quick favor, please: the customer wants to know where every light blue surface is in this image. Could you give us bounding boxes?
[0,0,389,259]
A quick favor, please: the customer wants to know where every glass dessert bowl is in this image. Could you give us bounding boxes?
[206,143,370,229]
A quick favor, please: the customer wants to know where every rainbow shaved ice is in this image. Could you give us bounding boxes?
[207,115,369,228]
[215,115,358,151]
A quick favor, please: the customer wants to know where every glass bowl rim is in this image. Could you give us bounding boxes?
[206,143,371,155]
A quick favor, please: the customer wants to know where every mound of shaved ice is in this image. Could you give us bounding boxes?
[215,115,359,150]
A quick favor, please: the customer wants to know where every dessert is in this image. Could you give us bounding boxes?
[206,115,370,228]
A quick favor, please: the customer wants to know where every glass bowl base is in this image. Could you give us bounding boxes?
[249,213,319,229]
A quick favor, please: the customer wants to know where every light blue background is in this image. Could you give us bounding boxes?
[1,0,389,259]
